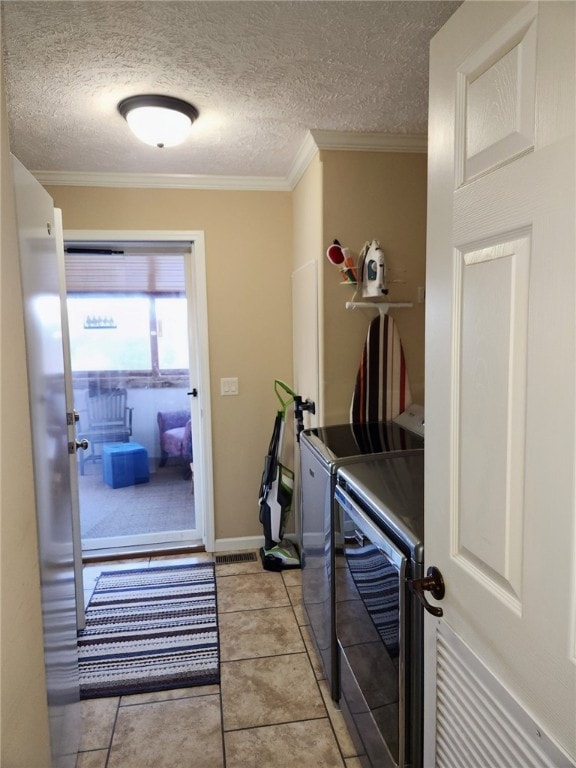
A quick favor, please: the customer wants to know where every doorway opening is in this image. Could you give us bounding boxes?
[63,235,214,556]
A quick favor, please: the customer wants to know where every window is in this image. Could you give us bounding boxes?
[67,293,188,375]
[155,296,189,370]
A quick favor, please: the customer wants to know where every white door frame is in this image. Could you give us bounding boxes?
[63,229,215,553]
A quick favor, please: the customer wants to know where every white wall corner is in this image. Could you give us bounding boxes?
[287,130,321,189]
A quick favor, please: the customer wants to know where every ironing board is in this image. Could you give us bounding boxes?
[351,313,412,423]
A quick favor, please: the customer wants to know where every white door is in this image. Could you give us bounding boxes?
[12,157,81,767]
[425,2,576,766]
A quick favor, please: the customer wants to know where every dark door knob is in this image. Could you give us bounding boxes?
[408,566,445,617]
[188,388,198,397]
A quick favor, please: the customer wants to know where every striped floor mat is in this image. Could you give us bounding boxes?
[78,563,219,699]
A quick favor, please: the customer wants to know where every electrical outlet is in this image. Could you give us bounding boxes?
[220,377,239,396]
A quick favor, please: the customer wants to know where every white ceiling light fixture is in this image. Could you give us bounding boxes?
[118,95,199,148]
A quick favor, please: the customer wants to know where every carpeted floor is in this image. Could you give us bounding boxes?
[78,563,219,699]
[78,461,195,539]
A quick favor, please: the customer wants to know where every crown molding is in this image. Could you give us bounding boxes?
[310,130,428,154]
[33,170,292,192]
[287,131,321,188]
[33,131,427,192]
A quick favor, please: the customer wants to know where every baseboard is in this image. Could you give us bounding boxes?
[213,535,265,553]
[213,534,301,553]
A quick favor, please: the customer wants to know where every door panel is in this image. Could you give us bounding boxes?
[456,234,530,605]
[12,156,80,767]
[425,2,575,763]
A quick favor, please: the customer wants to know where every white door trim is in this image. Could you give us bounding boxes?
[63,228,215,553]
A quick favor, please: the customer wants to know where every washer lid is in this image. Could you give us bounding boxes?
[301,420,424,461]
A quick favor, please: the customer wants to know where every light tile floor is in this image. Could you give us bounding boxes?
[77,551,363,768]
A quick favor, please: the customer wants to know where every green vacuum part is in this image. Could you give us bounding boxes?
[260,539,300,571]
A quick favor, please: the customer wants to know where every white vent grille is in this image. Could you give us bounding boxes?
[435,625,573,768]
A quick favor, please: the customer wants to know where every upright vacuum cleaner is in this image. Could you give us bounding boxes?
[258,380,301,571]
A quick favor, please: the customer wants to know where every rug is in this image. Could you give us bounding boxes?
[77,563,219,699]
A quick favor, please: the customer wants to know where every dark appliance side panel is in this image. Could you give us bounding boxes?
[299,438,335,692]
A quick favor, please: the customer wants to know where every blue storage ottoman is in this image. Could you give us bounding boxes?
[102,442,150,489]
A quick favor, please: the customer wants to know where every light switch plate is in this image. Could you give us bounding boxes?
[220,377,239,396]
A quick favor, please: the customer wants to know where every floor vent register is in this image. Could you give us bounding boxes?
[215,552,258,565]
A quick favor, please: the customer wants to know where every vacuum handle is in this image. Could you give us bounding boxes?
[274,380,297,412]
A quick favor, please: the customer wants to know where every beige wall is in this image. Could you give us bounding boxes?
[320,150,427,423]
[1,51,52,767]
[46,185,293,542]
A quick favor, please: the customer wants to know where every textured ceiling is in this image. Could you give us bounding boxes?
[1,1,461,182]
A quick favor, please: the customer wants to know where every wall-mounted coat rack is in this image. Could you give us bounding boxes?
[345,300,413,316]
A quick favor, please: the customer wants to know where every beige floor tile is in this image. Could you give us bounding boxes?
[221,653,325,730]
[119,684,220,706]
[319,679,360,759]
[286,583,302,605]
[107,695,223,768]
[286,584,307,625]
[345,758,370,768]
[216,562,262,577]
[79,697,119,751]
[281,568,302,586]
[76,750,108,768]
[224,719,345,768]
[219,606,305,661]
[301,624,326,680]
[216,572,289,612]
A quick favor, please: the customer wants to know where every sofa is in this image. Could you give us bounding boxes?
[157,410,193,467]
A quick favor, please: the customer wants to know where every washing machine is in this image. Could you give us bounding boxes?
[299,405,424,700]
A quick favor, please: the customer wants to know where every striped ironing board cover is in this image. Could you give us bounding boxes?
[351,313,412,423]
